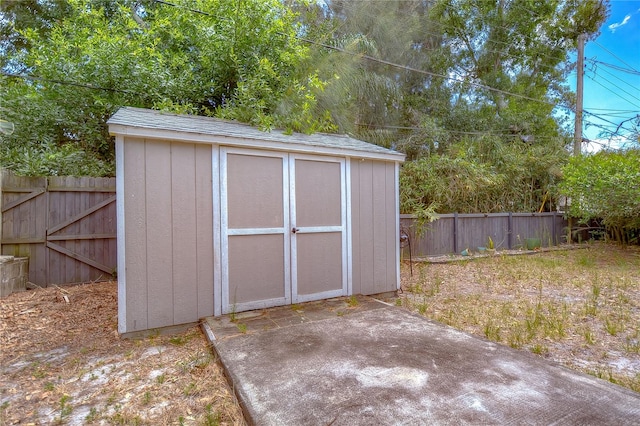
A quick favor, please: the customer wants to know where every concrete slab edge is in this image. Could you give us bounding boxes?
[200,321,256,425]
[200,320,217,342]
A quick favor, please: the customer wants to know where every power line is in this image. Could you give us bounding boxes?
[583,110,637,136]
[587,59,640,76]
[588,59,640,94]
[592,41,640,73]
[585,73,640,110]
[1,71,142,96]
[354,121,570,141]
[584,108,638,113]
[13,0,628,142]
[151,0,574,112]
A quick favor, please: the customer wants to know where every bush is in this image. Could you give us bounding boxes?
[558,149,640,243]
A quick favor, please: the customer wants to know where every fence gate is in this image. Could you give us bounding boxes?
[1,170,117,287]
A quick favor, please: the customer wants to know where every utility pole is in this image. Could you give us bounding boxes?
[569,33,586,244]
[574,33,585,156]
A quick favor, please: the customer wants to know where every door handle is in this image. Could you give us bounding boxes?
[292,227,299,234]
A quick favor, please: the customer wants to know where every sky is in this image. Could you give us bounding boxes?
[577,0,640,151]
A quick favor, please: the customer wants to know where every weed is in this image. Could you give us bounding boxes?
[85,407,99,423]
[507,328,526,349]
[148,329,161,341]
[484,320,501,342]
[31,362,47,379]
[109,413,143,425]
[395,298,402,307]
[106,393,118,406]
[577,254,596,267]
[346,295,359,307]
[201,404,222,426]
[604,317,624,336]
[236,323,247,334]
[584,300,597,316]
[617,293,631,305]
[57,394,73,422]
[184,382,197,396]
[623,338,640,354]
[583,328,596,345]
[156,374,165,384]
[543,303,568,339]
[1,401,9,424]
[142,391,152,405]
[44,381,55,392]
[169,335,189,346]
[425,275,442,296]
[531,344,549,355]
[591,282,601,300]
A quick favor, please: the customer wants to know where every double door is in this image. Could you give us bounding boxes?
[221,148,347,314]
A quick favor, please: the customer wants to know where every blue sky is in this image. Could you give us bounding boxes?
[577,0,640,149]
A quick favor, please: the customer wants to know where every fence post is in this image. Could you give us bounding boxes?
[508,212,513,249]
[453,212,458,254]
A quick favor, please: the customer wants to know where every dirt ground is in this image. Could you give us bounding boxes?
[400,243,640,393]
[0,281,245,425]
[1,244,638,425]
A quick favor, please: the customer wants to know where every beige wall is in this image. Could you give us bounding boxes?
[120,138,214,333]
[350,159,399,295]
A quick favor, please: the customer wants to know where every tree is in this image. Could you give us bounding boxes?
[1,0,332,176]
[558,148,640,244]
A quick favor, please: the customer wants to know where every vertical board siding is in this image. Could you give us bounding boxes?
[123,139,148,331]
[355,160,374,293]
[385,162,397,290]
[144,140,174,329]
[349,161,362,296]
[0,169,116,287]
[351,159,398,296]
[401,213,568,257]
[171,142,198,325]
[195,145,214,319]
[372,162,386,293]
[120,140,215,333]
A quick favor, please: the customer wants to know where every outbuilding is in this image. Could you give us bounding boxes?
[108,107,405,335]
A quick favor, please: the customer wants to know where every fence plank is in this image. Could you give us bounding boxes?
[401,213,568,257]
[1,169,117,287]
[47,195,116,235]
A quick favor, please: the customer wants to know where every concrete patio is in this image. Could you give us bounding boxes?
[202,296,640,425]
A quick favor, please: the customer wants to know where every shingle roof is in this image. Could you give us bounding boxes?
[108,107,405,162]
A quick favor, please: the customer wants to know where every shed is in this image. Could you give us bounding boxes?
[108,107,405,335]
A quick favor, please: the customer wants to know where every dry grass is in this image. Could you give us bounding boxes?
[0,281,245,425]
[400,243,640,393]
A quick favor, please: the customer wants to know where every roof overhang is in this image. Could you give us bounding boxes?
[108,107,406,163]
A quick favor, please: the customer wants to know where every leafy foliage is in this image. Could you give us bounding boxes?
[297,0,605,214]
[0,0,617,225]
[1,0,332,176]
[558,149,640,243]
[400,134,568,214]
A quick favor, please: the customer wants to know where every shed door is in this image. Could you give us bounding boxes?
[290,156,347,303]
[220,149,346,314]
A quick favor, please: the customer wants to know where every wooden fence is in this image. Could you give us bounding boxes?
[1,169,116,287]
[400,212,567,257]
